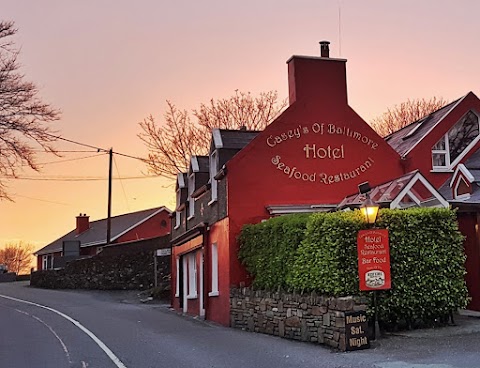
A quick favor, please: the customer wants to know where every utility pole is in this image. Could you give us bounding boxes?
[106,148,113,245]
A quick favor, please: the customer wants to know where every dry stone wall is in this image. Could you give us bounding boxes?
[30,250,170,291]
[230,287,368,351]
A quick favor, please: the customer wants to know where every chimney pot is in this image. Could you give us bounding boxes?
[319,40,330,58]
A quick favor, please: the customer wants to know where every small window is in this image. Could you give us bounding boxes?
[188,174,195,219]
[209,151,218,204]
[187,253,197,298]
[175,257,180,297]
[454,177,471,199]
[432,111,480,170]
[209,243,219,296]
[42,255,53,270]
[174,211,181,229]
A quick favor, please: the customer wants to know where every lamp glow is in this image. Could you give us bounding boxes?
[360,196,379,224]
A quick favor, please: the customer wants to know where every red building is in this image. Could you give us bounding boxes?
[35,207,171,271]
[171,41,480,325]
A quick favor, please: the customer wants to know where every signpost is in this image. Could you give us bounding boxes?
[357,229,391,341]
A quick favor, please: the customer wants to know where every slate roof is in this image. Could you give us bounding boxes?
[212,128,260,150]
[35,207,171,256]
[385,96,465,157]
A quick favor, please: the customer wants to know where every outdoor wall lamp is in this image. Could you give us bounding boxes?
[358,181,379,224]
[360,195,379,224]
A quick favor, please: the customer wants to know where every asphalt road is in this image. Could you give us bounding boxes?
[1,282,480,368]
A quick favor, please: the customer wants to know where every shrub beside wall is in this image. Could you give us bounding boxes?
[238,208,469,329]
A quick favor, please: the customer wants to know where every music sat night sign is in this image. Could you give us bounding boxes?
[357,229,391,291]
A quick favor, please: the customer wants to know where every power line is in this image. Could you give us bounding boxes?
[31,153,106,166]
[11,175,164,182]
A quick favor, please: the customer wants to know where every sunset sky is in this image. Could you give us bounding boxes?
[2,1,480,253]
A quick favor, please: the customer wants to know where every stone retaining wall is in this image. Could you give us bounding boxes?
[230,287,368,351]
[30,250,170,291]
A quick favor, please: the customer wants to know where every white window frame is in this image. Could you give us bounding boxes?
[187,253,197,299]
[209,150,218,205]
[209,243,219,296]
[454,176,471,200]
[174,188,181,229]
[432,110,480,172]
[42,254,52,270]
[188,173,195,219]
[175,257,180,297]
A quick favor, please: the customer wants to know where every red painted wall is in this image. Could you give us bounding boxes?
[115,210,170,243]
[206,218,231,326]
[225,55,404,287]
[457,212,480,311]
[403,93,480,188]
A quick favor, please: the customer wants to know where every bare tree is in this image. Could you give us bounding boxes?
[138,90,286,178]
[0,21,61,200]
[0,241,34,274]
[370,97,448,137]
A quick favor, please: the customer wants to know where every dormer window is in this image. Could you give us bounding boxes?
[432,110,480,171]
[188,173,195,219]
[209,150,218,204]
[175,188,181,229]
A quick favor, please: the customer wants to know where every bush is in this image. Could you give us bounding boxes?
[287,210,365,294]
[238,208,469,329]
[375,208,468,328]
[238,214,309,289]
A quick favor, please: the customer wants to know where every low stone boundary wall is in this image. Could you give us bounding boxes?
[230,287,368,351]
[0,272,17,283]
[31,250,170,291]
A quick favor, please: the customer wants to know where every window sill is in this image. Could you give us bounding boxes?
[208,198,217,206]
[175,293,179,298]
[187,215,195,221]
[187,294,198,300]
[430,168,453,173]
[174,225,180,230]
[208,291,219,297]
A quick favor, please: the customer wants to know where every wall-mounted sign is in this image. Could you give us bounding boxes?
[357,229,391,291]
[266,121,381,186]
[345,310,370,351]
[156,248,171,257]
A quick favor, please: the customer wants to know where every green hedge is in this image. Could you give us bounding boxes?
[238,208,469,328]
[238,214,309,290]
[375,208,468,328]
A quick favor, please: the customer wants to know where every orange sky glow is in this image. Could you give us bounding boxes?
[2,1,480,253]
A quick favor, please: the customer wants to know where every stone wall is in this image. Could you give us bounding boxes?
[30,250,170,291]
[230,287,368,351]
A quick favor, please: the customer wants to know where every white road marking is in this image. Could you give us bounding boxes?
[15,308,73,364]
[1,294,127,368]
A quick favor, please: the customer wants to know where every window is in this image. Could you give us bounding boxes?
[432,111,480,170]
[209,151,218,204]
[174,188,181,229]
[187,253,197,298]
[454,177,471,199]
[188,174,195,219]
[209,243,219,296]
[175,257,180,297]
[42,254,52,270]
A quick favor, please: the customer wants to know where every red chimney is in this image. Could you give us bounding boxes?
[76,213,90,235]
[287,40,347,106]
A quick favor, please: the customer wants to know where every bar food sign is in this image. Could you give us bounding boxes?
[357,229,391,291]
